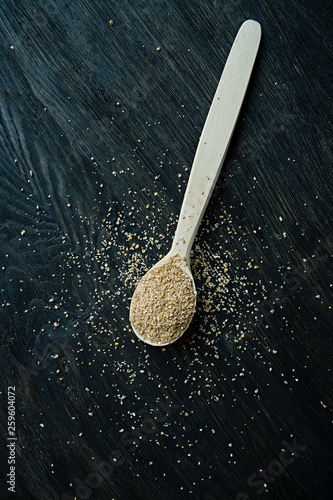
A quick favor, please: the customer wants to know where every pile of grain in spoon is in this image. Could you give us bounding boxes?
[129,254,196,345]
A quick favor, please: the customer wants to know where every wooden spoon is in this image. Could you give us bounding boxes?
[130,20,261,346]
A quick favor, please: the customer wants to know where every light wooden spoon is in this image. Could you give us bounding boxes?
[130,20,261,346]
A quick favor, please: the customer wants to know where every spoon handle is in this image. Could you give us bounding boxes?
[171,20,261,261]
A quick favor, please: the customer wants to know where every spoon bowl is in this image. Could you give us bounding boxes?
[129,250,196,346]
[129,20,261,346]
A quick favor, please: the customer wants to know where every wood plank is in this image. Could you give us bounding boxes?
[0,0,332,499]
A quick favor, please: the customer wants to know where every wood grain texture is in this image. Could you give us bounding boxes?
[0,1,332,500]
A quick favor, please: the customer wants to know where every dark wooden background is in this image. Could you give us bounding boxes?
[0,1,332,499]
